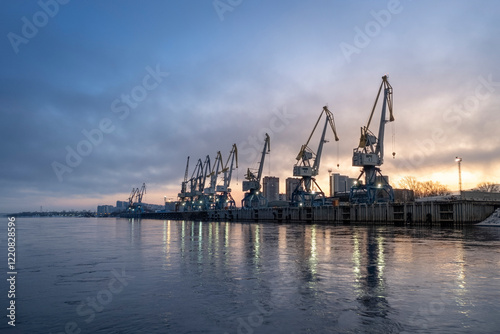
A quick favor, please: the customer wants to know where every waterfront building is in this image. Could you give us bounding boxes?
[263,176,279,202]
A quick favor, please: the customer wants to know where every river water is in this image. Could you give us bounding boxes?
[2,217,500,333]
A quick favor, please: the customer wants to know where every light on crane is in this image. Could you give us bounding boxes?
[350,75,395,204]
[291,106,339,207]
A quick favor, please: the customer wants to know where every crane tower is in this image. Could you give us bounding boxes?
[242,133,270,208]
[216,144,238,209]
[292,106,339,207]
[350,75,395,204]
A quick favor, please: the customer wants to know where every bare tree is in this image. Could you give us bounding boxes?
[421,181,451,197]
[476,182,500,192]
[397,176,423,197]
[398,176,450,198]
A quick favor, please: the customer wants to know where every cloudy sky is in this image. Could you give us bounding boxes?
[1,0,499,212]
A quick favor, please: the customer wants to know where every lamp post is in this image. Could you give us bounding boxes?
[455,157,462,194]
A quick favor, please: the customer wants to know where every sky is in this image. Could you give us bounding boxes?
[1,0,500,213]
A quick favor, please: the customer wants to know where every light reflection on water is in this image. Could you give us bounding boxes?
[6,218,500,333]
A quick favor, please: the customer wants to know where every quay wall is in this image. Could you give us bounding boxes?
[138,200,500,225]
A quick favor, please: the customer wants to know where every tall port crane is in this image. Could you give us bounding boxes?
[183,157,203,211]
[292,106,339,206]
[136,183,146,212]
[242,133,270,208]
[189,155,211,210]
[216,144,238,209]
[128,187,137,212]
[204,151,223,210]
[127,183,146,213]
[178,156,190,202]
[350,75,395,204]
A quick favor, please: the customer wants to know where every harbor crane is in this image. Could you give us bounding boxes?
[128,187,137,212]
[178,156,190,201]
[216,144,238,209]
[128,183,146,213]
[188,155,211,210]
[350,75,395,204]
[136,183,146,212]
[292,106,339,206]
[204,151,223,210]
[242,133,270,208]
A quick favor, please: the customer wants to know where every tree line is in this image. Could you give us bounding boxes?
[397,177,499,199]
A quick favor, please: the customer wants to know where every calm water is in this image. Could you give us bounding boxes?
[2,217,500,333]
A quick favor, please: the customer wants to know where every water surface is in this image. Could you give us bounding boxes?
[2,217,499,333]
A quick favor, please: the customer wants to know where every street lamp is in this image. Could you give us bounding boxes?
[455,157,462,193]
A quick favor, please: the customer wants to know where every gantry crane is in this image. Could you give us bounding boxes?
[350,75,394,204]
[242,133,270,208]
[216,144,238,209]
[136,183,146,212]
[127,183,146,213]
[187,155,211,211]
[178,156,190,201]
[292,106,339,206]
[128,187,137,212]
[197,155,211,210]
[204,151,223,210]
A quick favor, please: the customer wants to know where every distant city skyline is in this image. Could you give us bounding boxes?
[2,1,499,212]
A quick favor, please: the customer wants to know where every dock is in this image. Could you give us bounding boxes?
[134,199,499,226]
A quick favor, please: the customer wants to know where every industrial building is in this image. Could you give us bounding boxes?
[329,173,357,196]
[262,176,279,202]
[97,205,116,216]
[285,178,301,201]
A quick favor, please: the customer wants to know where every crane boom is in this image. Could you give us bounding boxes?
[128,188,137,207]
[199,155,211,193]
[205,151,223,195]
[256,133,270,183]
[137,183,146,203]
[181,156,189,193]
[222,144,238,189]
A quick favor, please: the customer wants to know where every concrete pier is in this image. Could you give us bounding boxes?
[138,200,499,225]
